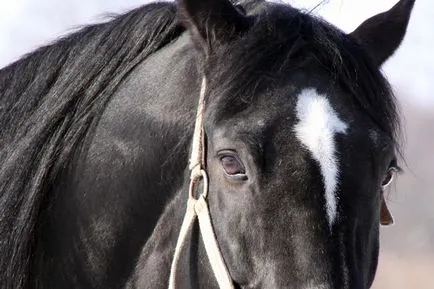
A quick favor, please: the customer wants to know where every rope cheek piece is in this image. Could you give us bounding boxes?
[168,78,235,289]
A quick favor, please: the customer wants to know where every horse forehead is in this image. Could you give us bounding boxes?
[293,88,348,228]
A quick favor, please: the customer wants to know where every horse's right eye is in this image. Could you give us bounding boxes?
[220,155,245,176]
[381,167,397,188]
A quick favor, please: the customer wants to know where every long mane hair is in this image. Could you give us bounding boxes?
[0,2,182,287]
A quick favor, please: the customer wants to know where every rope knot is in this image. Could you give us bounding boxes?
[189,167,209,200]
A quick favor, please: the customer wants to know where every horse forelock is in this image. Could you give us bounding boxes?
[205,1,401,155]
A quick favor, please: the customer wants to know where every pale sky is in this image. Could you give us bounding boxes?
[0,0,432,107]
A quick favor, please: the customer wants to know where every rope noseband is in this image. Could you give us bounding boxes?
[168,78,235,289]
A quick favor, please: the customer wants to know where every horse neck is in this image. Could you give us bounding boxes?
[121,34,218,288]
[125,187,217,289]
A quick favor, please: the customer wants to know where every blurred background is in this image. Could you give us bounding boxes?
[1,0,432,287]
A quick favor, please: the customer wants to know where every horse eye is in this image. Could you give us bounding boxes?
[382,167,397,188]
[220,155,245,175]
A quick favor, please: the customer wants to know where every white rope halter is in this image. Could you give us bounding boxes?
[168,78,235,289]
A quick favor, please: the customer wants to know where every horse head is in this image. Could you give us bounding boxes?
[167,0,414,288]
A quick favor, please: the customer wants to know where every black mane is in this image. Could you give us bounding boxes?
[0,2,182,287]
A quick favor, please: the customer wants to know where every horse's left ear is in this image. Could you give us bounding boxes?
[350,0,416,66]
[177,0,250,52]
[380,196,394,226]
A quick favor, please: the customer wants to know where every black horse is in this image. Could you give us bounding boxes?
[0,0,415,288]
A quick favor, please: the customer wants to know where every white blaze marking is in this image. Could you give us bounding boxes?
[294,88,348,228]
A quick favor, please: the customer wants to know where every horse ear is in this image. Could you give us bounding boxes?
[380,196,394,226]
[177,0,250,51]
[350,0,415,66]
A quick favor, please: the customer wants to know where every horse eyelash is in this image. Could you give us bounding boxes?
[390,159,403,174]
